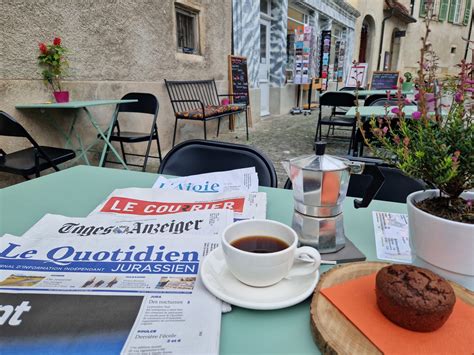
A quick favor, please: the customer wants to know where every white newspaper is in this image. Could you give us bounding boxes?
[152,167,259,193]
[89,188,267,221]
[0,233,221,354]
[23,211,233,239]
[372,211,412,263]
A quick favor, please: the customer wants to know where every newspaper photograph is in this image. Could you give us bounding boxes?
[0,233,222,354]
[152,167,259,193]
[23,210,234,239]
[90,188,267,220]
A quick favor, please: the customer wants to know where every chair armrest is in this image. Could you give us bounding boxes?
[170,99,205,113]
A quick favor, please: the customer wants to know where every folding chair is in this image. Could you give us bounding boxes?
[0,111,75,179]
[101,93,162,171]
[315,92,357,154]
[158,139,277,187]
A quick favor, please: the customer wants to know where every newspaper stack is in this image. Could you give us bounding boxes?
[0,168,266,354]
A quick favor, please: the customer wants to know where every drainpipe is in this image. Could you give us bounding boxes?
[377,9,395,70]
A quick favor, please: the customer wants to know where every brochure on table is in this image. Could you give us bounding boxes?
[372,211,412,263]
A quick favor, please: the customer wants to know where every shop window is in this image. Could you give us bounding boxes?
[260,0,271,15]
[286,6,309,82]
[176,5,200,54]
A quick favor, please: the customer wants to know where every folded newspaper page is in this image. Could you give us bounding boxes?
[23,210,233,239]
[152,167,259,193]
[90,188,267,220]
[0,233,221,354]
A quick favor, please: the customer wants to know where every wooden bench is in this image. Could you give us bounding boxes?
[164,79,249,146]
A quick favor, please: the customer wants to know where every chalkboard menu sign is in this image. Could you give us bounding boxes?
[228,55,249,105]
[370,71,399,90]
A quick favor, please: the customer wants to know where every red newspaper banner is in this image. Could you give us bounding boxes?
[101,197,246,215]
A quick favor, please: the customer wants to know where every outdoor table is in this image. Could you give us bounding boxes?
[15,100,138,169]
[328,89,414,99]
[0,165,410,354]
[345,105,417,118]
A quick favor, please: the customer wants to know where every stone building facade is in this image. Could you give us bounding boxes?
[348,0,473,81]
[0,0,232,186]
[232,0,360,117]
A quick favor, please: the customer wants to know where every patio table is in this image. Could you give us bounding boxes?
[15,100,138,169]
[0,165,410,354]
[345,105,418,118]
[328,89,414,99]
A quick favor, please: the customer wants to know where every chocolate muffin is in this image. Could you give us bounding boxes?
[376,264,456,332]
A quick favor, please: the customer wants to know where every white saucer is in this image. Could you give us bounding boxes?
[200,247,319,310]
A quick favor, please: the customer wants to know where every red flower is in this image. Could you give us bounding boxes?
[39,42,47,54]
[53,37,61,46]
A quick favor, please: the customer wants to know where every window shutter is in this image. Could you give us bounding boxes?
[463,0,472,25]
[439,0,450,20]
[448,0,456,22]
[419,0,427,17]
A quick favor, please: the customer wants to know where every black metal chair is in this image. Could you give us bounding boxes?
[101,93,162,172]
[363,94,388,106]
[0,111,75,179]
[158,139,277,188]
[355,98,415,156]
[315,92,357,154]
[164,79,249,146]
[346,158,427,203]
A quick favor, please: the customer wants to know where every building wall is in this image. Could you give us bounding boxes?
[0,0,233,186]
[349,0,472,81]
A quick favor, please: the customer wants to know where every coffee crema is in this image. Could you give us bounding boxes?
[230,236,289,254]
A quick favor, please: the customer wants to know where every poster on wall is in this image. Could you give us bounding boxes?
[293,25,313,84]
[319,30,331,91]
[345,63,368,88]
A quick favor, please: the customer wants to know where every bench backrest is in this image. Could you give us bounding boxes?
[164,79,220,113]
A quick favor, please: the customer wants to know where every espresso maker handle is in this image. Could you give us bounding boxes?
[353,164,385,209]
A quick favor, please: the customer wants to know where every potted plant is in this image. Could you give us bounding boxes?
[38,37,69,103]
[402,72,414,92]
[357,1,473,287]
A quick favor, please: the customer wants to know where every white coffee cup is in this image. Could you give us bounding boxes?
[221,219,321,287]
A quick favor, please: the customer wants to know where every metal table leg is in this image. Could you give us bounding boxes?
[82,107,128,169]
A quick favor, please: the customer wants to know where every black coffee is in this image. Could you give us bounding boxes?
[231,236,289,254]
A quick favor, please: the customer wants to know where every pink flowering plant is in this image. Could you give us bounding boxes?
[38,37,68,92]
[357,1,473,223]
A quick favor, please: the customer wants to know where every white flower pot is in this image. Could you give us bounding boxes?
[407,190,474,289]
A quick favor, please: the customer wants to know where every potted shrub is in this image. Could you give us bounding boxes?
[357,2,473,287]
[38,37,69,103]
[401,72,414,92]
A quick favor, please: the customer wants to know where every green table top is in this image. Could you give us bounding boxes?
[0,165,407,354]
[325,89,413,98]
[345,105,418,118]
[15,99,138,109]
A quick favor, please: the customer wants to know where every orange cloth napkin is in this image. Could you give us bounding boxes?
[321,273,474,355]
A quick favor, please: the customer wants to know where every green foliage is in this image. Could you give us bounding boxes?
[37,38,68,92]
[404,72,413,82]
[357,2,473,200]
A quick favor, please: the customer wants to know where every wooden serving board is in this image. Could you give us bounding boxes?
[310,262,474,355]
